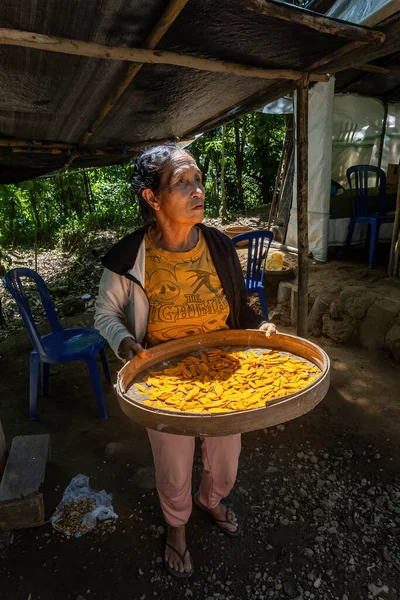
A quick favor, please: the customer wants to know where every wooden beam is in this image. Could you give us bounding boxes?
[79,0,191,148]
[357,63,400,76]
[388,170,400,277]
[227,0,386,44]
[309,40,366,72]
[296,76,310,338]
[0,29,329,84]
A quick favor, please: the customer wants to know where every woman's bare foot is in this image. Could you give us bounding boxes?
[194,493,240,534]
[208,502,238,533]
[164,525,192,574]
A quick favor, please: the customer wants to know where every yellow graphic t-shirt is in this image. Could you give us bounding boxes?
[144,230,230,347]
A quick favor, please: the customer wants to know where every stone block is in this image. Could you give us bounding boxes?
[308,296,329,337]
[329,302,341,320]
[339,286,376,320]
[360,297,400,351]
[277,281,292,304]
[322,313,354,344]
[385,323,400,364]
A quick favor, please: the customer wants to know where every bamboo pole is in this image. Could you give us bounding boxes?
[55,151,80,181]
[0,28,329,84]
[296,76,310,338]
[226,0,385,44]
[79,0,191,147]
[388,170,400,277]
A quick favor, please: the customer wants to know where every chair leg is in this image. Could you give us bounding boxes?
[346,219,355,251]
[368,222,379,269]
[99,347,112,385]
[41,362,50,396]
[258,288,269,321]
[86,356,108,420]
[29,353,40,420]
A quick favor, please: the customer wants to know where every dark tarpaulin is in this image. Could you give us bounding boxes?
[0,0,393,183]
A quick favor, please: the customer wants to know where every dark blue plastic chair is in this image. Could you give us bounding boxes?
[232,230,273,320]
[346,165,394,269]
[3,268,110,420]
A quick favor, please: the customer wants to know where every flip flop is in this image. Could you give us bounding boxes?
[163,541,194,579]
[194,493,242,537]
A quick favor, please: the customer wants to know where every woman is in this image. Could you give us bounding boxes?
[95,143,276,578]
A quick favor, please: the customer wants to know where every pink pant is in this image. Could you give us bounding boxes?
[147,429,241,527]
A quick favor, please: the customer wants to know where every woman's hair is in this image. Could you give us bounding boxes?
[131,142,193,220]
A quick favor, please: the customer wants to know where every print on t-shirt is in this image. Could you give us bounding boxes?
[144,231,230,346]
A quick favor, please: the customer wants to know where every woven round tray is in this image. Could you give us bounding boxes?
[116,330,330,437]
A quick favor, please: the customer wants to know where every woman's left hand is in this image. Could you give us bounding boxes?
[259,322,277,338]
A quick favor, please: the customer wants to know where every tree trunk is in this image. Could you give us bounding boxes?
[234,121,244,210]
[29,190,41,227]
[219,125,227,219]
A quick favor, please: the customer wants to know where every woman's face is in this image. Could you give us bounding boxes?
[144,152,205,226]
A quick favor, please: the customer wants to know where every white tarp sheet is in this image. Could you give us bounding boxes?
[327,0,399,26]
[329,95,395,246]
[286,79,334,261]
[331,95,384,187]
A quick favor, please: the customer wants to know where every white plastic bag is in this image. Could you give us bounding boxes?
[50,474,118,538]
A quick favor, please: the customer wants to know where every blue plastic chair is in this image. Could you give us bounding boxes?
[346,165,394,269]
[3,268,110,420]
[232,230,273,320]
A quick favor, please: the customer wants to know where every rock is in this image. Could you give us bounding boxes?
[322,313,354,343]
[277,282,292,304]
[360,297,400,350]
[277,424,285,432]
[157,525,165,535]
[313,508,324,518]
[62,297,86,316]
[329,302,341,320]
[309,455,318,464]
[313,577,322,589]
[368,583,389,597]
[308,296,330,337]
[304,548,314,558]
[266,466,279,473]
[320,499,334,512]
[132,466,156,489]
[385,322,400,363]
[340,286,376,319]
[104,442,125,458]
[283,581,295,597]
[281,518,290,526]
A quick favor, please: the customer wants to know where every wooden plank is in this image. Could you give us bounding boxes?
[227,0,386,44]
[296,77,310,338]
[0,434,50,502]
[0,493,44,530]
[0,421,5,477]
[0,29,329,84]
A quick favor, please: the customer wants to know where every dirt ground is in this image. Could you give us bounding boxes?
[1,314,400,600]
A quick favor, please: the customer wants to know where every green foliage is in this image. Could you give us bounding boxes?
[190,113,285,217]
[0,164,141,248]
[0,113,285,248]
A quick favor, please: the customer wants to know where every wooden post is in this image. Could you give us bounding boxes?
[388,171,400,276]
[296,76,310,338]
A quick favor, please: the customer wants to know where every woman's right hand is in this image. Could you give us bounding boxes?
[118,336,154,361]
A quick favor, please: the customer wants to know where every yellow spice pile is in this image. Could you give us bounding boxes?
[136,348,321,414]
